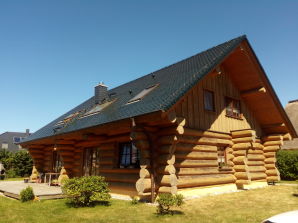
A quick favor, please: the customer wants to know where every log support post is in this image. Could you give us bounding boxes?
[262,135,283,182]
[231,130,256,187]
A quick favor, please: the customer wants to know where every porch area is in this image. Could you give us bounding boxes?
[0,181,63,200]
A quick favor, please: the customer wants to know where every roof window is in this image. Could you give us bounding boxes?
[80,100,114,118]
[127,84,158,104]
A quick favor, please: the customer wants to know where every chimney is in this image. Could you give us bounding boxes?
[25,129,30,136]
[94,82,108,104]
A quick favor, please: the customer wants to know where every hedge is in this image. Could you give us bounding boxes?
[276,150,298,180]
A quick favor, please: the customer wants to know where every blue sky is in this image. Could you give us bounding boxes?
[0,1,297,133]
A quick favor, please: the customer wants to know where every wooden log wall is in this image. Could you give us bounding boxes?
[157,125,236,191]
[231,129,267,186]
[58,145,75,177]
[28,147,46,173]
[262,135,283,182]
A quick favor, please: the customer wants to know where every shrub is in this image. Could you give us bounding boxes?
[0,149,33,177]
[5,168,17,178]
[277,150,298,180]
[20,186,35,202]
[156,193,184,214]
[62,176,111,207]
[131,196,139,205]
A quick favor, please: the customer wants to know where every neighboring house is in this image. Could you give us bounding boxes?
[282,100,298,150]
[20,35,296,201]
[0,130,30,152]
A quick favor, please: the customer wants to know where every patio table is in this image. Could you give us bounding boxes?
[44,173,60,186]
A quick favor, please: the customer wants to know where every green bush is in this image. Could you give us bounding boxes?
[156,193,184,214]
[277,150,298,180]
[0,149,33,177]
[5,169,17,178]
[20,186,35,202]
[62,176,111,207]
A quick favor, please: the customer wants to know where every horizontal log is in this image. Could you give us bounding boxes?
[136,178,151,193]
[130,131,147,141]
[226,153,234,161]
[178,135,232,146]
[267,176,280,182]
[232,136,255,144]
[247,154,265,161]
[100,160,114,165]
[231,129,256,138]
[264,152,276,158]
[100,173,139,183]
[175,159,218,168]
[158,186,177,194]
[233,150,247,157]
[264,158,276,164]
[263,146,280,152]
[61,157,73,162]
[247,149,263,154]
[232,143,252,150]
[159,135,178,145]
[175,151,217,160]
[264,164,276,169]
[234,172,250,180]
[234,165,248,172]
[175,144,217,153]
[98,143,115,150]
[263,141,283,147]
[56,145,74,150]
[99,169,139,174]
[182,128,232,140]
[30,154,44,159]
[247,161,264,166]
[251,143,264,150]
[157,165,176,175]
[99,150,115,157]
[177,167,219,175]
[158,174,178,186]
[108,181,136,189]
[248,166,266,172]
[233,156,246,165]
[178,174,236,188]
[235,179,251,185]
[262,135,283,142]
[266,169,279,176]
[158,126,184,136]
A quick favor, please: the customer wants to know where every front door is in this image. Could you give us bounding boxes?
[83,147,100,176]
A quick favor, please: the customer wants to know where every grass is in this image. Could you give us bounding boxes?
[0,185,297,223]
[279,180,298,184]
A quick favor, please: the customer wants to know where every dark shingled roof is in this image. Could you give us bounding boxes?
[23,35,246,143]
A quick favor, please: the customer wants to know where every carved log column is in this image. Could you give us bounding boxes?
[157,128,179,194]
[262,135,283,182]
[231,130,256,187]
[132,130,152,197]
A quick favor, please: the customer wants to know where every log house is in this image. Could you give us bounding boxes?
[20,36,297,201]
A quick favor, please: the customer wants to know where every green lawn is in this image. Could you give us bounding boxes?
[0,185,297,223]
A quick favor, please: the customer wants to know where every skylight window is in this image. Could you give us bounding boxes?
[80,100,114,118]
[127,84,158,104]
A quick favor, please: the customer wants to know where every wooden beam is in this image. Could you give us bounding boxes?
[262,123,285,129]
[240,87,266,97]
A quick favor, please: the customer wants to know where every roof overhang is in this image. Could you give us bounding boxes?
[222,38,297,138]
